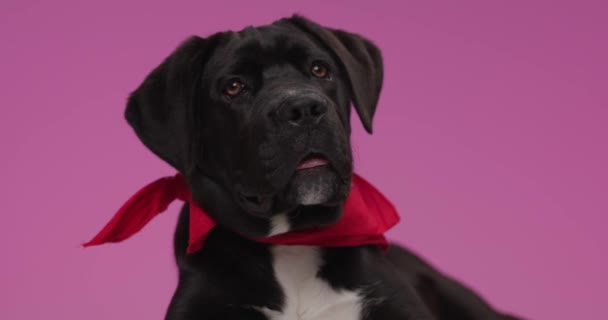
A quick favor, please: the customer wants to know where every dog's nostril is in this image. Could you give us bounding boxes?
[278,99,328,126]
[289,107,303,123]
[310,104,327,117]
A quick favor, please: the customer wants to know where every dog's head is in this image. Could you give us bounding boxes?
[125,16,383,237]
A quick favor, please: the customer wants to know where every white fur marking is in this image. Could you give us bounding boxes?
[269,214,291,236]
[258,246,363,320]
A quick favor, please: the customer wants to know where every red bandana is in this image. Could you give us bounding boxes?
[84,174,399,254]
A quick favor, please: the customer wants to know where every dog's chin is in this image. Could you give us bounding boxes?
[286,165,341,206]
[234,150,353,229]
[237,165,348,216]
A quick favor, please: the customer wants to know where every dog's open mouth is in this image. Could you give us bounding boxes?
[296,153,329,170]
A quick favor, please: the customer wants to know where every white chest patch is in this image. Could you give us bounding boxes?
[268,214,291,236]
[257,246,364,320]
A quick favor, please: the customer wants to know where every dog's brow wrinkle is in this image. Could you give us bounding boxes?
[283,88,298,97]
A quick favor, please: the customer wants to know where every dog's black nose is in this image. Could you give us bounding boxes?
[278,99,328,126]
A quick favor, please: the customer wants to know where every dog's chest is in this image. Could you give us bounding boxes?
[258,246,363,320]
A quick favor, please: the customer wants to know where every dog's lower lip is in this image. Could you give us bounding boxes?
[240,193,273,216]
[297,157,329,170]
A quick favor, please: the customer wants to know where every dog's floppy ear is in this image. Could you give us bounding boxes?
[125,36,215,171]
[284,15,383,133]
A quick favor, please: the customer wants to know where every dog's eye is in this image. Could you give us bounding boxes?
[224,80,246,97]
[310,62,330,79]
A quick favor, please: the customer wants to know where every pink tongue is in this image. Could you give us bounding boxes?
[297,157,329,170]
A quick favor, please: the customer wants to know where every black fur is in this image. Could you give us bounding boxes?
[124,15,521,320]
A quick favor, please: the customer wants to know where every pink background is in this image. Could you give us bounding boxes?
[1,1,606,319]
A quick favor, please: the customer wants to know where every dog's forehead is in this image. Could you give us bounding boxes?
[239,24,317,51]
[207,24,325,69]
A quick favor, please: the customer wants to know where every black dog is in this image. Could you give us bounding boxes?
[124,15,520,320]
